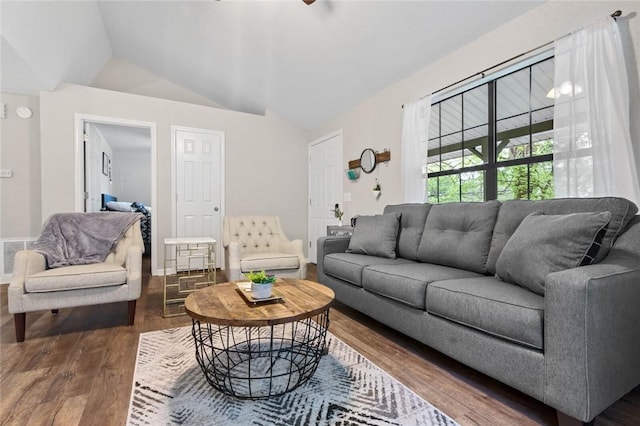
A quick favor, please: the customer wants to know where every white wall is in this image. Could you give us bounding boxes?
[91,59,226,110]
[112,150,151,206]
[310,0,640,220]
[0,93,41,238]
[40,84,309,273]
[88,123,115,199]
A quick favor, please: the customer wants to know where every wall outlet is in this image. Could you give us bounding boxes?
[0,170,13,178]
[343,192,352,202]
[0,104,6,119]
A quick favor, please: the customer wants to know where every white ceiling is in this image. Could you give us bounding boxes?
[91,122,151,152]
[1,0,545,130]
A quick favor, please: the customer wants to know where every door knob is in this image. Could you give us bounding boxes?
[214,207,219,212]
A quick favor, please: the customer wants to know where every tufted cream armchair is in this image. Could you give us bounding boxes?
[222,216,307,282]
[8,219,144,342]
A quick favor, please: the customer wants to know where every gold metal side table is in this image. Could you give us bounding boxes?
[163,237,216,317]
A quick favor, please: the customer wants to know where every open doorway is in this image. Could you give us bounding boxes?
[74,114,157,273]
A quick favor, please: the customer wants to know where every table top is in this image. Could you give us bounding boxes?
[164,237,216,245]
[184,279,335,327]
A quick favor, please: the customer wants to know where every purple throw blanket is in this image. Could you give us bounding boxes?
[33,212,142,268]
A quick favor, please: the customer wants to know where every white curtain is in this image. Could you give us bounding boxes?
[553,16,640,206]
[401,96,432,203]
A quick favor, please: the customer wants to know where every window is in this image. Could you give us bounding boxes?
[427,55,554,203]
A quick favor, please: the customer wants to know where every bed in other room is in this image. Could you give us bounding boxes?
[101,193,151,254]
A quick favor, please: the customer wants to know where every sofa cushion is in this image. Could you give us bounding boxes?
[495,211,611,295]
[383,203,431,260]
[362,263,483,309]
[427,277,545,350]
[487,197,638,275]
[25,263,127,293]
[417,200,501,273]
[347,213,401,259]
[240,252,299,272]
[324,253,415,287]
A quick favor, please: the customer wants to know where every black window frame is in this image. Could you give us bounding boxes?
[427,54,555,203]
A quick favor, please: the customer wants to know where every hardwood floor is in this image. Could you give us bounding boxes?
[1,260,638,425]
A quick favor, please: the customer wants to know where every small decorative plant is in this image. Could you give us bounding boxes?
[331,203,344,221]
[245,270,276,284]
[372,179,381,200]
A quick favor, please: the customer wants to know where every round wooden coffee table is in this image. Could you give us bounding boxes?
[184,279,335,399]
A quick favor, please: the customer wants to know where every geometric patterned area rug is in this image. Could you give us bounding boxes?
[126,326,460,426]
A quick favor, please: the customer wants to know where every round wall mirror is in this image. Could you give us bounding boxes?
[360,148,376,173]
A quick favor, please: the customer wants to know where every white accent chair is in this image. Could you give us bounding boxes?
[223,216,307,282]
[8,220,144,342]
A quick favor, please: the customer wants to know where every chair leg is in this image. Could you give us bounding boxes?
[14,313,26,342]
[127,300,137,325]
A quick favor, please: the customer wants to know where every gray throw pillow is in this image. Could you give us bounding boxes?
[346,213,401,259]
[495,211,611,295]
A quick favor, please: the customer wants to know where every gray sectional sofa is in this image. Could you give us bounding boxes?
[317,197,640,425]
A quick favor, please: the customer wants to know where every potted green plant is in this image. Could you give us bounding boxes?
[372,179,381,199]
[245,270,276,299]
[331,203,344,226]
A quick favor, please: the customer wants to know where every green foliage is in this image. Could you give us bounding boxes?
[497,140,554,201]
[428,139,555,202]
[331,204,344,221]
[498,164,528,200]
[245,270,276,284]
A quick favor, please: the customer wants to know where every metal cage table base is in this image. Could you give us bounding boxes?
[191,311,330,399]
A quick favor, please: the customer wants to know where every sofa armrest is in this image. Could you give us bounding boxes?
[8,250,47,314]
[316,236,351,279]
[125,245,143,300]
[544,250,640,422]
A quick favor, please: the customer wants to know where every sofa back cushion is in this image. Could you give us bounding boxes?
[612,215,640,259]
[223,216,286,254]
[486,197,638,275]
[417,200,501,273]
[383,203,431,260]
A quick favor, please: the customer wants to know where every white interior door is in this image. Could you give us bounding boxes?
[175,128,224,269]
[308,131,343,263]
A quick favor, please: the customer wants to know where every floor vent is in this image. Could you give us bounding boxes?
[1,238,37,284]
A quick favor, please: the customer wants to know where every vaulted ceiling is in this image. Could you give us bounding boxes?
[1,0,544,129]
